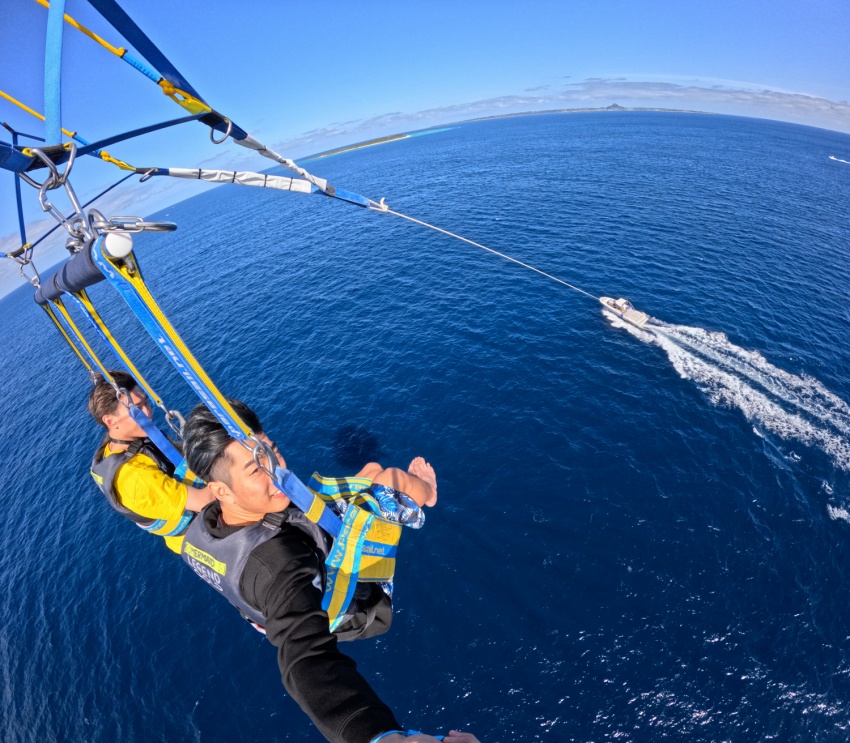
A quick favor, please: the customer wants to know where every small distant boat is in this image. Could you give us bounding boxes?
[599,297,650,327]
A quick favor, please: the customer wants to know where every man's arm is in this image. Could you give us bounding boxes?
[244,532,401,743]
[184,486,214,512]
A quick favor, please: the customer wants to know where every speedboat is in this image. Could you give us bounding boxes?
[599,297,649,327]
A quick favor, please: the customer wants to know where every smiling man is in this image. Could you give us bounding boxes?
[179,399,474,743]
[88,371,212,553]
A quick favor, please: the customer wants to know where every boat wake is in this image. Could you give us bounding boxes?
[602,310,850,471]
[829,155,850,164]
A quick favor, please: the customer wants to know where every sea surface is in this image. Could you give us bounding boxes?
[1,112,850,741]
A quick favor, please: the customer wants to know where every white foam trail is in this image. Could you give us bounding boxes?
[829,155,850,164]
[602,310,850,470]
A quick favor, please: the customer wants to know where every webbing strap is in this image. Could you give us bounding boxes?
[89,236,251,440]
[44,0,66,144]
[272,467,342,538]
[64,289,162,404]
[40,304,93,372]
[124,408,204,487]
[24,115,204,171]
[4,128,29,246]
[126,404,183,468]
[48,297,110,375]
[322,505,373,631]
[85,0,203,101]
[0,142,35,174]
[76,115,205,157]
[127,409,206,489]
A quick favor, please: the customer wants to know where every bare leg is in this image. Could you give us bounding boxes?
[354,462,384,480]
[372,457,437,507]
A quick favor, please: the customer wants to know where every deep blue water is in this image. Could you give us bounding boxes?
[2,112,850,741]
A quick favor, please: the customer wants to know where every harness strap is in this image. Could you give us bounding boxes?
[322,504,374,630]
[44,0,66,145]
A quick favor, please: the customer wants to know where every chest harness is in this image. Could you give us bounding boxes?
[90,433,194,537]
[182,473,412,631]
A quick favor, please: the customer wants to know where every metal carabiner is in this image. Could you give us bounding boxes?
[243,435,280,479]
[88,214,177,233]
[164,409,186,438]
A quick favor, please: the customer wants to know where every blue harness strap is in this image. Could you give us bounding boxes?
[74,115,205,158]
[22,115,205,171]
[4,128,28,247]
[0,142,35,174]
[44,0,66,145]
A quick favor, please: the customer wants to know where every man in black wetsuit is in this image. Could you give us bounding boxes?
[180,401,478,743]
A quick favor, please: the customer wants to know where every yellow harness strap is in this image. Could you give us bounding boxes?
[306,474,403,630]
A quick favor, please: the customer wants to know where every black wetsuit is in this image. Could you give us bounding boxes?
[201,503,400,743]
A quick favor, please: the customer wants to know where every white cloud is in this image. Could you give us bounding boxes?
[269,77,850,154]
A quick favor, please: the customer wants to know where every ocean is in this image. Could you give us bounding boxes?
[1,112,850,741]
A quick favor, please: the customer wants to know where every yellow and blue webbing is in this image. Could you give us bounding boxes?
[32,248,200,479]
[0,87,211,174]
[33,1,341,195]
[44,296,111,376]
[276,470,403,630]
[36,0,238,140]
[64,288,165,409]
[39,302,94,372]
[52,296,200,481]
[324,505,377,630]
[89,235,253,441]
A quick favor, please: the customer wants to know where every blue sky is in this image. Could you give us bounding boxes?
[2,0,849,294]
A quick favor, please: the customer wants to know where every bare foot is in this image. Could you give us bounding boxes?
[408,456,437,506]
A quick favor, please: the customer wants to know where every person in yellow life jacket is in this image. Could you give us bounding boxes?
[88,371,213,553]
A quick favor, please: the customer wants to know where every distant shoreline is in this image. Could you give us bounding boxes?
[307,133,410,159]
[304,105,710,160]
[458,103,711,124]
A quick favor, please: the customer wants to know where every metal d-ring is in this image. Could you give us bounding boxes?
[20,143,78,190]
[210,118,232,145]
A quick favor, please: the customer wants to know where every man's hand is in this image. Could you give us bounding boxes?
[442,732,481,743]
[378,732,481,743]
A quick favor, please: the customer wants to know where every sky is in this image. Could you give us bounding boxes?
[1,0,849,295]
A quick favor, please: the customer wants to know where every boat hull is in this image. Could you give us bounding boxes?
[599,296,649,327]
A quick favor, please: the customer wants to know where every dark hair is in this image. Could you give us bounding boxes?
[183,400,263,485]
[88,370,138,427]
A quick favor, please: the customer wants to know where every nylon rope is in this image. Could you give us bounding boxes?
[380,207,599,301]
